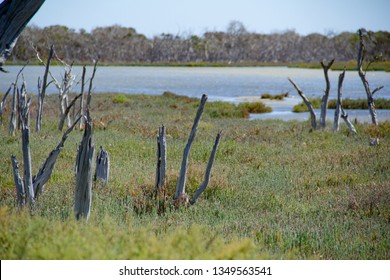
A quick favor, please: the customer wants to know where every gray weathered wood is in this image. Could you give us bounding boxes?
[155,125,166,193]
[190,131,221,205]
[0,0,46,71]
[58,93,82,131]
[357,29,383,126]
[94,146,110,185]
[33,116,81,198]
[86,60,98,111]
[334,70,345,132]
[11,155,25,207]
[36,44,54,131]
[320,59,335,128]
[74,111,95,221]
[341,108,357,135]
[288,78,317,130]
[19,89,34,204]
[174,94,207,200]
[78,65,87,130]
[0,84,11,124]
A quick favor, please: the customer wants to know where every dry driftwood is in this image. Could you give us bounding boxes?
[341,108,357,135]
[320,59,335,128]
[155,125,166,193]
[190,131,221,205]
[33,116,81,198]
[78,66,87,129]
[36,45,54,131]
[94,146,110,185]
[174,94,207,200]
[74,112,95,221]
[0,0,46,71]
[288,78,317,130]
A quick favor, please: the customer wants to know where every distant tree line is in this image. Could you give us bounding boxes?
[10,21,390,64]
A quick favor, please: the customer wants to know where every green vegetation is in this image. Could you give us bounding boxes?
[261,93,289,100]
[0,93,389,259]
[293,98,390,112]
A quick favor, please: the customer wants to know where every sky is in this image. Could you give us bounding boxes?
[21,0,390,37]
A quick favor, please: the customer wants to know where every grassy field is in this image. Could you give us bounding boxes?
[0,92,389,260]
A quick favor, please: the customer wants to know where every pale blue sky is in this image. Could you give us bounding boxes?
[25,0,390,37]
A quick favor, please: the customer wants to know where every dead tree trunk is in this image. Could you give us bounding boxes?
[74,111,95,221]
[155,125,166,193]
[357,29,383,126]
[0,84,11,124]
[320,59,335,128]
[33,116,81,198]
[94,146,110,185]
[334,70,345,132]
[9,83,17,135]
[36,45,53,131]
[11,155,25,207]
[57,67,75,131]
[0,0,46,71]
[190,131,221,205]
[19,88,34,205]
[174,94,207,201]
[288,78,317,130]
[341,108,357,135]
[78,65,86,130]
[58,93,82,131]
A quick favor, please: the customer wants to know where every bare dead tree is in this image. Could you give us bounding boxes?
[357,29,384,126]
[190,130,221,205]
[341,108,357,135]
[155,125,166,193]
[19,85,34,205]
[94,146,110,185]
[0,0,46,71]
[334,70,345,132]
[74,111,95,221]
[86,60,98,111]
[78,65,87,129]
[288,78,317,130]
[36,45,54,131]
[174,94,207,202]
[320,59,335,128]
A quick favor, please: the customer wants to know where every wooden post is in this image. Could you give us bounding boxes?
[190,131,221,205]
[36,45,53,131]
[74,111,95,221]
[174,94,207,200]
[155,125,166,193]
[11,155,25,207]
[94,146,110,185]
[334,70,345,132]
[288,78,317,130]
[320,59,335,128]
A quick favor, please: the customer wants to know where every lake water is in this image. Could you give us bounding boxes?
[1,65,389,121]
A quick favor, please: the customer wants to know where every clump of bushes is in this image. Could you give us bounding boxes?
[261,92,288,100]
[112,94,128,104]
[292,97,390,113]
[239,102,273,114]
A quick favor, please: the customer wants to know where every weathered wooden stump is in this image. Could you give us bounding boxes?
[94,146,110,185]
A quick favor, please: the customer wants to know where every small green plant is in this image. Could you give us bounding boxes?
[112,94,128,104]
[239,102,273,114]
[261,93,288,100]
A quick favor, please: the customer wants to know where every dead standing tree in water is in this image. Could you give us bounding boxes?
[0,0,46,71]
[319,59,335,128]
[357,29,384,144]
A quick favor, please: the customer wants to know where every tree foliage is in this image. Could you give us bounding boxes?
[11,23,390,64]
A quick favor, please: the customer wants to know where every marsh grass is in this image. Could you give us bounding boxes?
[0,93,389,259]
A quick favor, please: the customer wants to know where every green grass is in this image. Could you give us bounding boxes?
[293,98,390,112]
[0,93,389,260]
[261,93,289,100]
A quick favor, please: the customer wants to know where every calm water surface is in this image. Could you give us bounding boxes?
[1,65,389,121]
